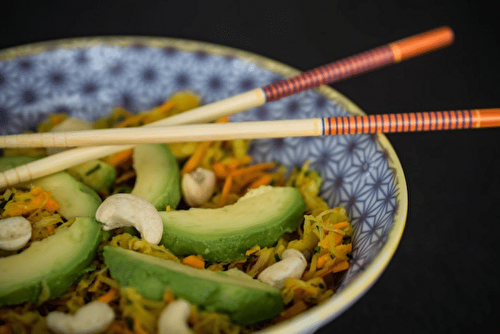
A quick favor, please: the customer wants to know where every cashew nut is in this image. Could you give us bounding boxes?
[0,216,32,251]
[257,249,307,289]
[158,299,193,334]
[47,117,93,155]
[46,301,115,334]
[96,193,163,244]
[181,167,216,207]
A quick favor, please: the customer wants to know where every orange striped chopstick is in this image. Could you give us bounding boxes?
[321,109,500,135]
[2,109,498,148]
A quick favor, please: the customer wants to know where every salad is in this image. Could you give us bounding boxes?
[0,91,353,334]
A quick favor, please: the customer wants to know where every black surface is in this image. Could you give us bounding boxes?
[2,1,499,333]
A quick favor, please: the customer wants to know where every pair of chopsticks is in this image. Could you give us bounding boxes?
[0,26,468,189]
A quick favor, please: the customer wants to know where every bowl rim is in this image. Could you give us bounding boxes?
[0,36,408,333]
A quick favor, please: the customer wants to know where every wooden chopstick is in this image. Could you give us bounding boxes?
[0,26,454,189]
[1,109,498,149]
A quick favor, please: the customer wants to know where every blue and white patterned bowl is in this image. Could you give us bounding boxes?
[0,37,408,334]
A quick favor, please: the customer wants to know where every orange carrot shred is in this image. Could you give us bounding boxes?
[313,257,351,278]
[279,300,308,320]
[332,232,343,246]
[104,149,134,166]
[332,221,349,230]
[44,197,60,213]
[97,288,118,303]
[219,175,233,207]
[114,170,136,184]
[182,255,205,269]
[182,141,212,174]
[227,156,252,170]
[332,260,350,273]
[247,174,274,189]
[230,162,276,176]
[215,116,230,123]
[155,100,176,114]
[317,253,331,268]
[212,161,228,178]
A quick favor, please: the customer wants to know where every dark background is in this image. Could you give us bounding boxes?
[2,1,499,333]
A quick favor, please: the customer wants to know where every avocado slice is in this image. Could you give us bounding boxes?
[159,186,305,262]
[0,217,101,305]
[130,144,181,211]
[67,159,117,195]
[103,246,283,325]
[0,156,103,306]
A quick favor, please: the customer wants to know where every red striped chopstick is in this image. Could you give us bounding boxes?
[2,109,498,148]
[262,26,453,102]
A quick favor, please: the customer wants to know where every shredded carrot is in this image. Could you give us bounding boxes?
[332,232,343,246]
[215,116,230,123]
[97,287,119,303]
[114,170,136,184]
[112,100,176,128]
[230,162,276,176]
[332,221,349,230]
[43,197,60,213]
[211,161,228,178]
[279,300,308,320]
[182,141,212,174]
[227,156,252,170]
[104,149,134,166]
[46,225,54,234]
[317,253,331,269]
[333,260,350,272]
[247,173,274,189]
[314,260,350,278]
[155,100,176,114]
[232,171,265,187]
[30,186,43,196]
[219,175,233,207]
[182,255,205,269]
[334,244,352,257]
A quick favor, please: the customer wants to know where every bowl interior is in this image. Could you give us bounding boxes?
[0,37,408,333]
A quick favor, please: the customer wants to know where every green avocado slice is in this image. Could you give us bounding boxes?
[159,186,305,262]
[131,144,181,211]
[0,156,103,306]
[0,217,101,305]
[103,246,283,325]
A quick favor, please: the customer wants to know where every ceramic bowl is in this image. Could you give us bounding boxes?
[0,37,408,333]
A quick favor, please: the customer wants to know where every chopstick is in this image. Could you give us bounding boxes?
[0,26,454,188]
[2,109,499,148]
